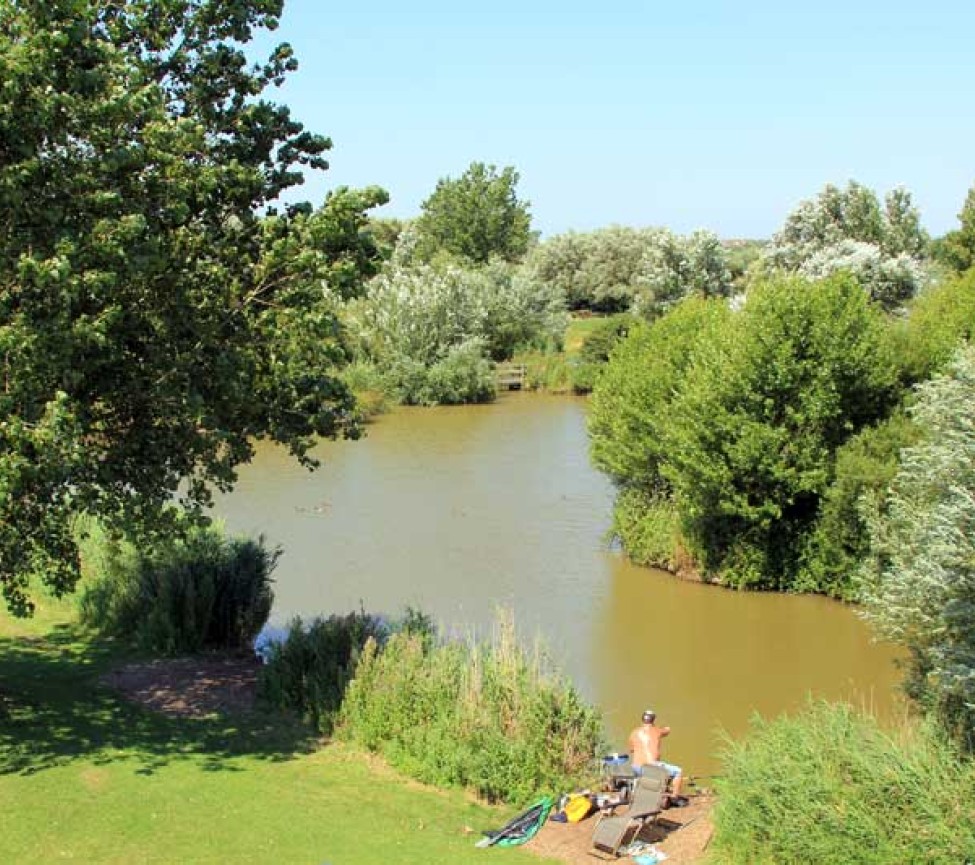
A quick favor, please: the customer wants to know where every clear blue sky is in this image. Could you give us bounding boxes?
[255,0,975,239]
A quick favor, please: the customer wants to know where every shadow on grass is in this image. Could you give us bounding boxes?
[0,624,317,778]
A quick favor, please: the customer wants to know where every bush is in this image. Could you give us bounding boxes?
[79,521,276,655]
[589,297,730,493]
[258,610,389,735]
[611,489,684,573]
[796,412,917,599]
[712,702,975,864]
[894,268,975,384]
[661,274,901,589]
[339,611,604,803]
[761,181,930,310]
[388,339,496,406]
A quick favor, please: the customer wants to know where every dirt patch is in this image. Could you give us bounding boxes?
[526,793,714,865]
[100,655,260,718]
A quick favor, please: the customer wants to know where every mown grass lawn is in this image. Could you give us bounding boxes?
[0,598,561,864]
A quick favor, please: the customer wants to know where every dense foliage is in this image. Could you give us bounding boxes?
[414,162,532,264]
[589,298,730,492]
[526,226,733,315]
[258,610,390,735]
[0,0,384,615]
[526,226,659,312]
[712,702,975,865]
[347,235,566,404]
[633,229,733,315]
[893,268,975,384]
[860,346,975,747]
[796,412,917,600]
[591,276,900,593]
[339,613,603,804]
[762,181,929,309]
[79,521,276,655]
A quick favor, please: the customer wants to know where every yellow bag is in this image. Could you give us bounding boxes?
[564,793,593,823]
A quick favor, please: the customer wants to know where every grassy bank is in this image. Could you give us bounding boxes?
[711,701,975,864]
[0,597,562,865]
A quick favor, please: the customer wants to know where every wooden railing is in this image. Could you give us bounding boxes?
[495,363,527,390]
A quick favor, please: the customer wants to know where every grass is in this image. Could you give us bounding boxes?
[711,701,975,865]
[0,594,563,865]
[510,314,610,394]
[563,315,606,355]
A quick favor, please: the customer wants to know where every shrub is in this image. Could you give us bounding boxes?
[661,274,901,589]
[589,296,730,492]
[893,268,975,384]
[339,611,604,803]
[712,702,975,864]
[526,226,659,312]
[258,611,388,735]
[796,412,917,599]
[79,521,276,655]
[761,181,930,310]
[633,229,733,316]
[611,489,684,572]
[388,339,496,406]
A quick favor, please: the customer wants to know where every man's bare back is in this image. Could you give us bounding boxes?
[627,709,684,800]
[628,720,668,766]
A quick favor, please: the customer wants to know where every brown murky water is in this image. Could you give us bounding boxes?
[210,393,904,774]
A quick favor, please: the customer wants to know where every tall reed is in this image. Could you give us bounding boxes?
[339,610,604,803]
[712,701,975,864]
[257,610,388,735]
[79,520,276,655]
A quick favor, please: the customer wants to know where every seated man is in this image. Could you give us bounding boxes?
[627,709,686,804]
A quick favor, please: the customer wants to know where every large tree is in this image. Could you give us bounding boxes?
[860,345,975,747]
[414,162,532,264]
[762,181,929,310]
[0,0,386,614]
[662,275,900,588]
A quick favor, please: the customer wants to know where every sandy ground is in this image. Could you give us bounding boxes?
[525,794,713,864]
[102,658,713,863]
[100,655,260,717]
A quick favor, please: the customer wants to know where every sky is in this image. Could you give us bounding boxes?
[252,0,975,239]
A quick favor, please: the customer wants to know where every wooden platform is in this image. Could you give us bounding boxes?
[495,363,526,390]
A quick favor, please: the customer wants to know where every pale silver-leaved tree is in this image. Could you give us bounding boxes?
[633,229,733,316]
[763,181,930,310]
[860,343,975,743]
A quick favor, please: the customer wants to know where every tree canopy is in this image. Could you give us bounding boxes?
[763,181,929,310]
[0,0,386,614]
[590,275,901,592]
[414,162,532,264]
[860,345,975,746]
